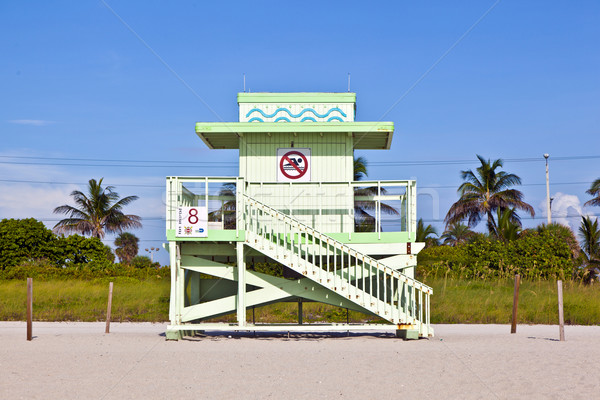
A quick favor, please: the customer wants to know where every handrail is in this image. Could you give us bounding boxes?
[166,176,416,236]
[243,193,432,334]
[242,193,432,294]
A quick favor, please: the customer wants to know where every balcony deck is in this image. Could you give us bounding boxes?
[165,176,416,244]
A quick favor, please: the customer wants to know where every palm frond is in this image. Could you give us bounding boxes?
[52,178,141,239]
[354,156,368,181]
[584,178,600,207]
[446,155,534,233]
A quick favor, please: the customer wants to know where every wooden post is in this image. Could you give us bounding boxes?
[346,308,350,337]
[511,274,520,334]
[27,278,32,341]
[558,280,565,341]
[105,282,113,334]
[252,306,256,337]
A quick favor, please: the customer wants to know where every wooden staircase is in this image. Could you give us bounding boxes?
[242,194,433,337]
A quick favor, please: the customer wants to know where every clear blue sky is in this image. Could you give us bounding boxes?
[1,1,599,264]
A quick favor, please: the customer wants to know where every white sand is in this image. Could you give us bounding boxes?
[2,322,599,399]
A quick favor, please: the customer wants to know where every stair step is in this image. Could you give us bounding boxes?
[244,201,429,330]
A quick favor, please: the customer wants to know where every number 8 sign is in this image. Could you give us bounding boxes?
[176,206,208,237]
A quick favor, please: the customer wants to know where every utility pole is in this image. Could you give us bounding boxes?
[544,154,551,224]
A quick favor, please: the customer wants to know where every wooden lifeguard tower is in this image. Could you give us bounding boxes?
[165,92,433,339]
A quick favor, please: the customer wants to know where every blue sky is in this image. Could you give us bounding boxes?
[1,1,599,264]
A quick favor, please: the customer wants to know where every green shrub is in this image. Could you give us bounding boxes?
[0,260,169,281]
[253,262,284,277]
[419,229,578,280]
[0,218,57,268]
[0,218,117,271]
[417,245,468,267]
[130,255,160,269]
[52,234,115,267]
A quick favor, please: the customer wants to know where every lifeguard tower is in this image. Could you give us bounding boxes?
[165,92,433,339]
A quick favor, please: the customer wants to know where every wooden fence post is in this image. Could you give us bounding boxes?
[511,274,520,334]
[105,282,114,334]
[27,277,32,341]
[557,280,565,341]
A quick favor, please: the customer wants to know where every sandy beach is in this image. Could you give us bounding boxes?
[2,322,599,399]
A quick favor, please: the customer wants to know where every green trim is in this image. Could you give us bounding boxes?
[237,92,356,104]
[196,121,393,133]
[166,229,245,242]
[195,121,394,150]
[166,230,412,244]
[325,232,414,243]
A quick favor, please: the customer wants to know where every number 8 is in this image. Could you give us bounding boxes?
[188,208,199,224]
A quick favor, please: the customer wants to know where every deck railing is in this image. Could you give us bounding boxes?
[166,176,416,236]
[243,193,432,335]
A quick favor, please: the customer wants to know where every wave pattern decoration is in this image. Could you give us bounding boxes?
[246,107,347,119]
[274,117,290,122]
[301,117,317,122]
[327,116,344,122]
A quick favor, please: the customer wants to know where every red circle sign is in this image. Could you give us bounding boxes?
[279,151,308,179]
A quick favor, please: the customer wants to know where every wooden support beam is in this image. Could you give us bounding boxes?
[27,278,32,341]
[511,274,520,334]
[168,242,178,322]
[237,242,246,326]
[180,267,372,322]
[558,280,565,341]
[105,282,113,334]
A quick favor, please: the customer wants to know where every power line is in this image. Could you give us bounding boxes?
[0,178,594,189]
[369,155,600,166]
[385,214,600,224]
[0,161,237,168]
[0,179,164,188]
[0,155,236,164]
[0,154,598,168]
[36,217,165,222]
[419,181,593,189]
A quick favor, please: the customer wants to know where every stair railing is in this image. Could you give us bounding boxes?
[242,194,432,334]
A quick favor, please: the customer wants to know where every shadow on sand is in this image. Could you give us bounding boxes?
[177,331,403,341]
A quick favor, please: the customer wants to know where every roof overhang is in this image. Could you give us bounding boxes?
[237,92,356,104]
[195,122,394,150]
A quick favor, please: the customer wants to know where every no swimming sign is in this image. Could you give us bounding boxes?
[277,148,311,182]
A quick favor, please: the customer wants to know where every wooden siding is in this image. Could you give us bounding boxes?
[239,132,353,182]
[240,132,354,232]
[246,182,354,233]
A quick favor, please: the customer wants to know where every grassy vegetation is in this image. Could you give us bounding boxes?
[3,276,600,325]
[0,278,380,324]
[0,279,170,322]
[425,276,600,325]
[208,302,383,324]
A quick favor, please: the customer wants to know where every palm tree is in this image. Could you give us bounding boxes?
[579,216,600,283]
[416,218,438,247]
[584,179,600,207]
[208,183,237,229]
[353,156,398,232]
[354,156,368,181]
[440,222,474,246]
[114,232,139,264]
[493,208,521,241]
[579,216,600,260]
[53,178,142,239]
[445,155,535,234]
[536,223,580,259]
